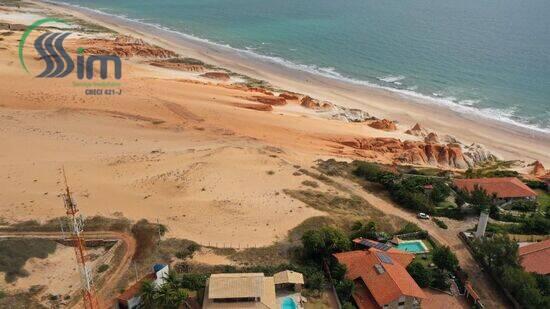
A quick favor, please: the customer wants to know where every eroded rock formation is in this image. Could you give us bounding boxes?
[368,119,397,131]
[279,92,300,100]
[531,161,546,177]
[248,95,287,106]
[334,137,479,169]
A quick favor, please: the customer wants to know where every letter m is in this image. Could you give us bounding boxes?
[85,55,121,79]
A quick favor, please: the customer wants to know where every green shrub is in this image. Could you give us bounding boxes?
[430,269,450,290]
[335,279,355,303]
[407,262,431,288]
[97,264,109,273]
[433,218,448,229]
[396,222,422,235]
[510,200,538,212]
[301,180,319,188]
[432,246,458,272]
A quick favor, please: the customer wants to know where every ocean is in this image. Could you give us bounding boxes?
[54,0,550,133]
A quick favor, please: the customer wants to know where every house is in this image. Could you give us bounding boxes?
[203,273,277,308]
[334,248,426,309]
[518,239,550,275]
[116,264,169,309]
[273,270,304,292]
[453,177,537,203]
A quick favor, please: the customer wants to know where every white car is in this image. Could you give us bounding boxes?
[417,212,430,220]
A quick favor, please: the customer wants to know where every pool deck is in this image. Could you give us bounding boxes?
[395,239,430,254]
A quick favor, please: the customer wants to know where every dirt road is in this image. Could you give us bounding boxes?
[0,230,136,308]
[332,177,512,309]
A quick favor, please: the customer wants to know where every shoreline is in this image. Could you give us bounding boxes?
[30,0,550,165]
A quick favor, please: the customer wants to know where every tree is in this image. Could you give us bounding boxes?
[469,185,492,211]
[335,279,355,303]
[341,302,357,309]
[472,235,519,272]
[430,269,450,290]
[407,262,431,288]
[304,270,324,290]
[430,182,451,203]
[432,246,458,272]
[350,221,377,240]
[302,227,351,261]
[501,266,547,308]
[330,262,347,282]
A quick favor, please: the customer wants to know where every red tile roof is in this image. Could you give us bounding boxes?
[352,238,415,267]
[117,273,155,302]
[518,239,550,275]
[453,178,537,199]
[334,250,426,308]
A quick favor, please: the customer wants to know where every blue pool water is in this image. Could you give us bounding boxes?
[395,240,428,254]
[281,297,297,309]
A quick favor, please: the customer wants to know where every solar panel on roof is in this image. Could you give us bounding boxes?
[376,252,394,265]
[359,239,391,251]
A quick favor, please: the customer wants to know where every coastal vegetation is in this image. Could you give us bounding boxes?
[0,238,57,283]
[471,235,550,308]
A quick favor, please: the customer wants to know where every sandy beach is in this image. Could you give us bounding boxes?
[3,1,548,308]
[35,0,550,165]
[0,0,546,240]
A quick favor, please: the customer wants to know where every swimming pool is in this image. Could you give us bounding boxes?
[395,240,429,254]
[281,297,297,309]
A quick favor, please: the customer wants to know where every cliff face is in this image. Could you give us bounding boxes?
[78,35,177,58]
[335,137,474,169]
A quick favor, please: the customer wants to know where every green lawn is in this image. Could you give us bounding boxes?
[412,240,435,268]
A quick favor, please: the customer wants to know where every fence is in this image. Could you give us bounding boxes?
[194,240,264,249]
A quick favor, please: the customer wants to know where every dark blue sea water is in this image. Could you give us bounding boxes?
[56,0,550,132]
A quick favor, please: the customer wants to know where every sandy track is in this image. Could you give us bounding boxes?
[0,231,136,308]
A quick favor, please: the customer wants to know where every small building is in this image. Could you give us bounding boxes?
[273,270,304,292]
[116,264,169,309]
[518,239,550,276]
[453,177,537,203]
[203,273,277,308]
[334,248,426,309]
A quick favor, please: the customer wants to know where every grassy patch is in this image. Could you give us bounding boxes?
[0,291,46,309]
[464,160,520,178]
[7,216,132,233]
[302,180,319,188]
[288,216,336,243]
[283,189,405,234]
[413,240,435,268]
[228,243,294,266]
[0,239,57,283]
[0,0,23,7]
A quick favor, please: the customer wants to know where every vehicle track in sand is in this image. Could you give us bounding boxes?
[0,230,136,308]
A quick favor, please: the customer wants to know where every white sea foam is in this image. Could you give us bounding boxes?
[48,0,550,134]
[378,75,405,83]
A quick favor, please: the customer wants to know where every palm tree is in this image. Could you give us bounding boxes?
[155,284,190,308]
[140,280,158,309]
